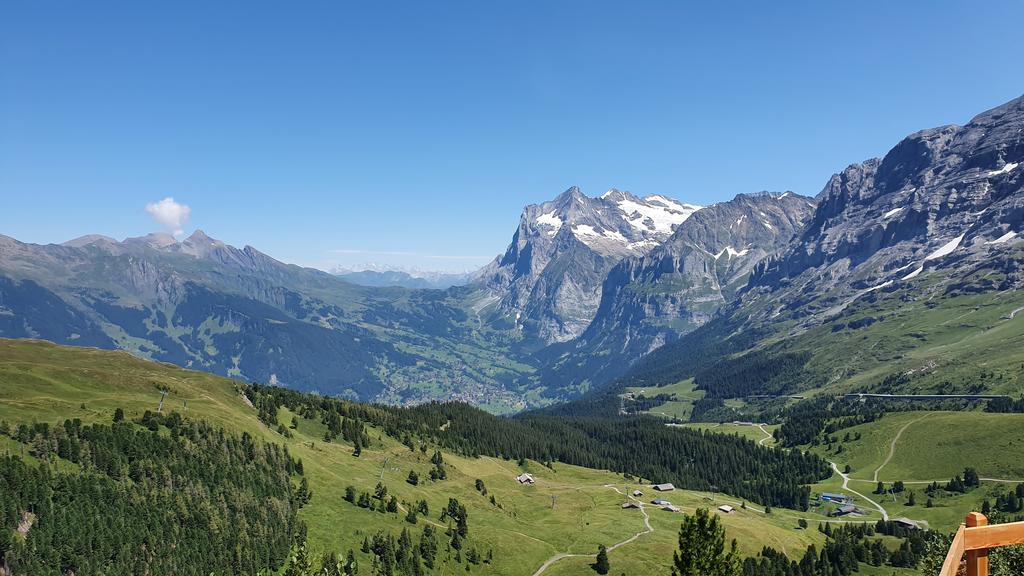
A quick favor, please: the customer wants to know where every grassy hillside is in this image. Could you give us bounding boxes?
[799,410,1024,532]
[609,258,1024,407]
[0,339,835,575]
[811,411,1024,482]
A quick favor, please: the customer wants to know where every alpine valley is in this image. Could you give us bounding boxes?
[5,90,1024,576]
[3,95,1024,415]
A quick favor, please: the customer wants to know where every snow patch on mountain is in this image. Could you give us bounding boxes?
[987,231,1018,245]
[988,162,1019,176]
[714,246,751,259]
[572,224,628,247]
[926,233,966,261]
[615,196,700,234]
[535,211,563,236]
[902,266,924,280]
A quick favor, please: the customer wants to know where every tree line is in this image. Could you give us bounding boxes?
[0,411,303,575]
[245,384,830,510]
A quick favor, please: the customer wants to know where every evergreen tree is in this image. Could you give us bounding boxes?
[672,508,740,576]
[594,544,610,574]
[285,543,314,576]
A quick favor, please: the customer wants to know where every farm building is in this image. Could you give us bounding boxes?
[830,504,857,517]
[653,483,675,492]
[661,504,681,512]
[515,473,535,485]
[651,499,671,506]
[632,490,643,497]
[894,518,920,529]
[717,505,734,513]
[820,492,849,503]
[621,501,640,509]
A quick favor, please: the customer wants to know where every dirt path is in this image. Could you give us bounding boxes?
[756,423,773,446]
[531,485,653,576]
[873,413,931,482]
[832,461,889,521]
[886,477,1024,485]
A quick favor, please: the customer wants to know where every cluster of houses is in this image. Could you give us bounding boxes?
[820,492,858,517]
[620,483,736,515]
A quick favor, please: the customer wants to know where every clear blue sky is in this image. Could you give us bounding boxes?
[2,1,1022,272]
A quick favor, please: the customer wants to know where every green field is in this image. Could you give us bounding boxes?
[670,422,778,447]
[811,411,1024,482]
[624,378,705,420]
[0,339,828,575]
[802,410,1024,532]
[781,278,1024,398]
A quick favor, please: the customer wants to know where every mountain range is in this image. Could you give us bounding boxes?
[2,94,1022,412]
[333,267,475,290]
[601,94,1024,410]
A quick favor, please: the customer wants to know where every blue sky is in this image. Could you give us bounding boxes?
[2,1,1022,272]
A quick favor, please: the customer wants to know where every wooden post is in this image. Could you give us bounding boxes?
[966,512,989,576]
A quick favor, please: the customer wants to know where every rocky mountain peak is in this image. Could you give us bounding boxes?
[179,229,227,258]
[63,234,118,248]
[478,186,699,343]
[744,93,1024,331]
[123,232,179,250]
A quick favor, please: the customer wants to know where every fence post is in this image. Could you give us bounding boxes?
[966,512,989,576]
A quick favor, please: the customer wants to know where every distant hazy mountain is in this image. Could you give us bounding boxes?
[474,186,701,343]
[335,268,474,290]
[7,97,1021,412]
[0,230,530,409]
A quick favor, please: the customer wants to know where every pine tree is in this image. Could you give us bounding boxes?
[671,508,740,576]
[594,544,610,574]
[344,550,358,575]
[285,543,314,576]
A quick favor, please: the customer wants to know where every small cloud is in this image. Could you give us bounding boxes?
[145,197,191,237]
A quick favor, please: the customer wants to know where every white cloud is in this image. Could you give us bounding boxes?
[145,197,192,237]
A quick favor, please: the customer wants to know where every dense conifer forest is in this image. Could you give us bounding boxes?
[0,413,302,575]
[740,521,931,576]
[246,384,831,509]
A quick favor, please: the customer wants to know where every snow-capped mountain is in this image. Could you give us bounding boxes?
[605,94,1024,402]
[476,186,701,343]
[536,191,817,393]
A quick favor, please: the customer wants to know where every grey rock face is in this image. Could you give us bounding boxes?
[538,192,816,392]
[477,186,700,343]
[747,94,1024,328]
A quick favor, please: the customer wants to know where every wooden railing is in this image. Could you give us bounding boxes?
[941,512,1024,576]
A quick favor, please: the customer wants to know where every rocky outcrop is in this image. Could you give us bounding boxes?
[537,192,816,393]
[746,95,1024,328]
[477,186,700,342]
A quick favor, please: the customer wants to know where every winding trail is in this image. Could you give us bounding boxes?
[756,423,773,446]
[832,461,889,521]
[873,413,931,482]
[531,485,654,576]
